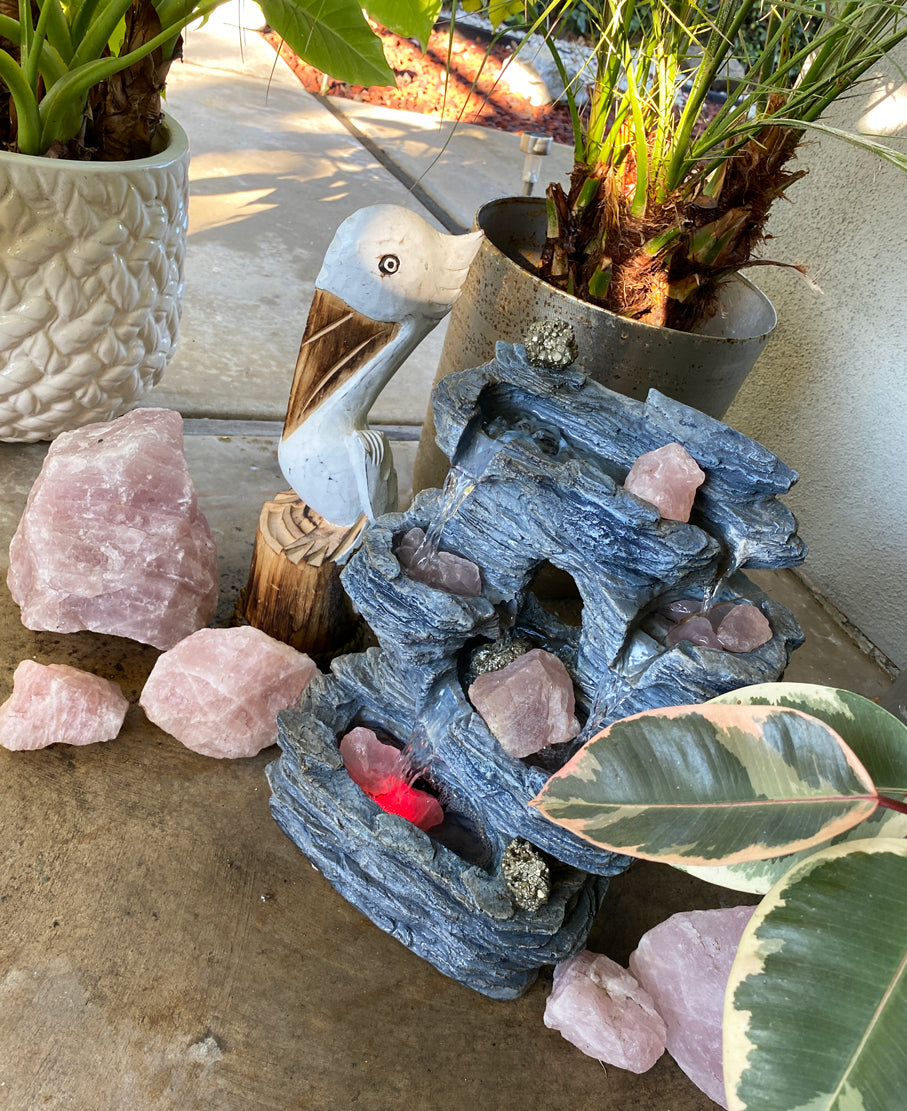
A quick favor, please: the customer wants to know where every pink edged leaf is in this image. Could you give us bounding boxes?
[530,703,878,866]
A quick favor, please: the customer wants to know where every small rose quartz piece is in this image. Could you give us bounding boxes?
[396,527,482,597]
[629,907,756,1108]
[140,626,317,758]
[468,647,580,758]
[666,615,723,649]
[716,604,772,652]
[340,726,444,831]
[0,660,128,751]
[544,950,666,1072]
[340,726,407,796]
[624,442,705,522]
[7,409,218,650]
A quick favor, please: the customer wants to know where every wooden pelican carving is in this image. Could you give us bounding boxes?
[279,204,483,529]
[238,205,482,660]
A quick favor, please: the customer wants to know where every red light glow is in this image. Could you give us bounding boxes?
[370,779,444,831]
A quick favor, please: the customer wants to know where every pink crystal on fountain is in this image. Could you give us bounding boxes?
[468,648,580,758]
[0,660,128,750]
[629,906,756,1107]
[140,626,317,759]
[666,615,723,649]
[397,527,482,597]
[7,409,218,651]
[624,442,705,522]
[544,950,666,1073]
[340,726,407,795]
[716,604,772,652]
[340,726,444,831]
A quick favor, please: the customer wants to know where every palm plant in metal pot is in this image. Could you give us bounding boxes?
[462,0,907,330]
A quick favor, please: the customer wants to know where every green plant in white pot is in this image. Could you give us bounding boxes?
[532,682,907,1109]
[0,0,441,440]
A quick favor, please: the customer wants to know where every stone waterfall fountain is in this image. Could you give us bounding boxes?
[267,340,806,1000]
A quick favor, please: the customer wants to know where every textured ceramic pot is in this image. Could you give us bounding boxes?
[413,195,777,492]
[0,116,190,442]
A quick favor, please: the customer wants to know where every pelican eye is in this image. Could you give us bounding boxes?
[378,254,400,276]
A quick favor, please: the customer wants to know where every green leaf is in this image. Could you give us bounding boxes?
[681,684,907,892]
[724,838,907,1111]
[258,0,397,87]
[530,703,878,865]
[363,0,441,49]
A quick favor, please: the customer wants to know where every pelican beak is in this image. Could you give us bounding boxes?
[282,287,400,439]
[437,229,484,305]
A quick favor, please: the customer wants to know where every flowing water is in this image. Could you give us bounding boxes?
[410,465,477,571]
[701,538,753,613]
[399,681,467,785]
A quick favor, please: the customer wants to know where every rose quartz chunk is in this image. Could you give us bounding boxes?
[629,907,756,1107]
[397,527,482,597]
[140,626,317,759]
[469,648,580,758]
[666,615,723,649]
[624,442,705,522]
[340,726,407,795]
[7,409,218,651]
[544,950,666,1073]
[716,604,772,652]
[0,660,128,751]
[340,726,444,831]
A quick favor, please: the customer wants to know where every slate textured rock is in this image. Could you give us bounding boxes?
[7,409,218,650]
[544,950,667,1072]
[0,660,129,750]
[269,342,805,998]
[630,906,756,1107]
[141,626,317,758]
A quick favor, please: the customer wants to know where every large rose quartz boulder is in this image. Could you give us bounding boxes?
[7,409,218,651]
[140,626,317,758]
[629,906,756,1107]
[0,660,129,750]
[624,442,705,522]
[468,648,580,758]
[544,950,666,1072]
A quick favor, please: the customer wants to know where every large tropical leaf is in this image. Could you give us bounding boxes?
[724,838,907,1111]
[530,703,878,865]
[681,684,907,892]
[364,0,442,48]
[258,0,398,87]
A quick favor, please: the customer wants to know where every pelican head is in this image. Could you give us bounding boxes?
[315,204,483,325]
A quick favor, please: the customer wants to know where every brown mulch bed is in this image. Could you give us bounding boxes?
[263,22,577,146]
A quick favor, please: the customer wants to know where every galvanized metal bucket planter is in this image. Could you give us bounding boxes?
[413,196,776,492]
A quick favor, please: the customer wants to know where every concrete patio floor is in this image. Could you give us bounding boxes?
[0,7,896,1109]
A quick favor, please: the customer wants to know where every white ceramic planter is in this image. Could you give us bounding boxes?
[0,117,190,442]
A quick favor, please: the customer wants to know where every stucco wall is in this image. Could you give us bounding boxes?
[725,43,907,670]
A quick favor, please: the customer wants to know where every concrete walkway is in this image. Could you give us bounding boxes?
[0,7,895,1110]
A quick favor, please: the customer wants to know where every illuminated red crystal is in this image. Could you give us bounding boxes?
[624,442,705,522]
[340,726,443,831]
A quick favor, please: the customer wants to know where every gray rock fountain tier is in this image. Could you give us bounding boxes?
[267,341,806,1000]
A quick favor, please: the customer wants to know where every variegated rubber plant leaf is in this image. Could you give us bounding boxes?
[530,703,879,865]
[681,684,907,892]
[724,838,907,1111]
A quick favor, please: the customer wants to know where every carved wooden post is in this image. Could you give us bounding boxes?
[238,204,482,661]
